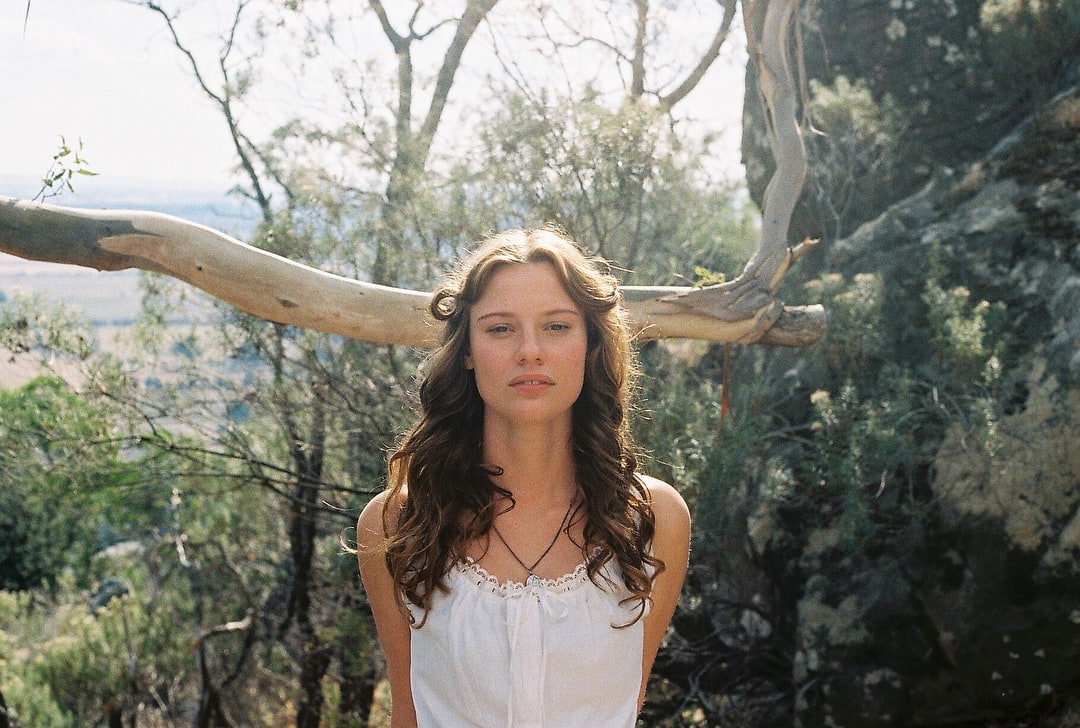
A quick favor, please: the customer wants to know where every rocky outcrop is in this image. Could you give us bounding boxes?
[743,0,1080,250]
[731,3,1080,722]
[773,71,1080,728]
[829,84,1080,386]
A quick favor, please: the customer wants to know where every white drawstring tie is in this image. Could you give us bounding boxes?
[504,578,571,727]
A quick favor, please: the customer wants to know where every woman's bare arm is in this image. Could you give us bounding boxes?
[637,474,692,710]
[357,491,418,728]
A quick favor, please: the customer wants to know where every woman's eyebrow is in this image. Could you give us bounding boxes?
[475,308,582,322]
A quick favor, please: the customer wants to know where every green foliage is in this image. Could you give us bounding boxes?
[0,480,295,727]
[115,214,414,724]
[0,669,72,728]
[917,246,1012,459]
[804,272,887,376]
[693,411,779,558]
[0,377,166,592]
[635,347,723,500]
[0,294,95,361]
[922,275,1007,388]
[0,561,192,728]
[469,93,757,285]
[794,252,1013,552]
[691,266,727,288]
[805,75,907,239]
[26,599,134,720]
[35,136,97,202]
[321,599,377,728]
[636,344,780,560]
[0,592,72,728]
[802,372,926,551]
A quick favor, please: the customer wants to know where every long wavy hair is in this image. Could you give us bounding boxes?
[382,226,661,625]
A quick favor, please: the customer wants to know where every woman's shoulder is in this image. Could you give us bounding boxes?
[635,473,691,551]
[636,473,689,520]
[357,488,409,548]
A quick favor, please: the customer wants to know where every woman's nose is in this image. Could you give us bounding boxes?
[516,330,543,363]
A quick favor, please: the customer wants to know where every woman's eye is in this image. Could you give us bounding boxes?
[547,322,570,331]
[487,324,511,334]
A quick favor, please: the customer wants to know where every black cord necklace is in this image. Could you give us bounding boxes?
[491,493,578,586]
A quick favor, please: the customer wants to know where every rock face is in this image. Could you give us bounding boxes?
[736,1,1080,724]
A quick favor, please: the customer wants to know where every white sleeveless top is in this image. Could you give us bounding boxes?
[407,555,646,727]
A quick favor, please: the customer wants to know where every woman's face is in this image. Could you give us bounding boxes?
[465,261,588,431]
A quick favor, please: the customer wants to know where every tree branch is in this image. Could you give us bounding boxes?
[417,0,501,162]
[630,0,647,98]
[141,0,273,216]
[659,0,739,111]
[661,0,813,344]
[0,195,824,346]
[194,613,253,648]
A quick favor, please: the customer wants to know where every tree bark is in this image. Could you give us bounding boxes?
[0,689,11,728]
[658,0,740,111]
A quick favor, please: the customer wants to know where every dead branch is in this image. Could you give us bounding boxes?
[194,613,253,649]
[0,195,824,346]
[661,0,813,344]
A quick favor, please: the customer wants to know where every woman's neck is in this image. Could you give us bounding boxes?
[482,421,577,506]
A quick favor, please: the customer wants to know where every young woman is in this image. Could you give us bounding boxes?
[357,227,690,727]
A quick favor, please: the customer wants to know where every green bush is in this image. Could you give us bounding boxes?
[805,75,907,239]
[801,370,926,552]
[1,590,72,727]
[0,377,169,592]
[804,272,887,377]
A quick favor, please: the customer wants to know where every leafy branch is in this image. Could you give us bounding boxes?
[35,136,98,201]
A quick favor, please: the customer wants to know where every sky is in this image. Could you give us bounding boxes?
[2,0,238,197]
[2,0,746,203]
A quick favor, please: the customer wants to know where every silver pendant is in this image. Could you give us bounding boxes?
[526,573,541,588]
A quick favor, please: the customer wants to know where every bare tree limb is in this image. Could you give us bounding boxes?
[661,0,813,344]
[140,1,272,217]
[194,613,253,648]
[417,0,501,158]
[658,0,739,111]
[0,196,824,346]
[630,0,648,98]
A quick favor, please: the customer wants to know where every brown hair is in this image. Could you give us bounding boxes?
[382,226,660,625]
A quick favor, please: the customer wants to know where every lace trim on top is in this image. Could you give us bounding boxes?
[456,554,599,597]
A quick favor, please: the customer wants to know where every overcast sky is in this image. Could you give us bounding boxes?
[3,0,745,202]
[3,0,237,196]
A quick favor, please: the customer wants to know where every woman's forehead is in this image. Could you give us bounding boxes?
[471,262,580,314]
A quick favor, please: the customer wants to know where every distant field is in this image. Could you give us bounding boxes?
[0,255,143,324]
